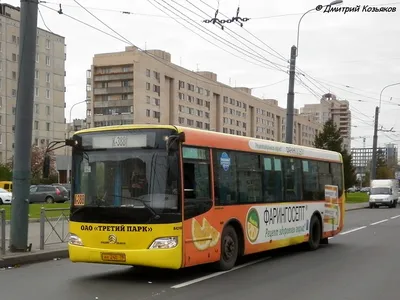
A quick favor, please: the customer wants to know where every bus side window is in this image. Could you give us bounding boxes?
[236,152,262,203]
[330,163,343,195]
[182,147,212,220]
[262,156,283,203]
[282,157,302,202]
[302,160,320,201]
[317,161,333,199]
[213,150,237,206]
[4,184,9,191]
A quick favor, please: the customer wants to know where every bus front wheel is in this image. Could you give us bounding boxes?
[214,225,239,271]
[307,215,321,251]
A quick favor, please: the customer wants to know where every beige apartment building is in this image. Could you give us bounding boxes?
[300,93,351,150]
[85,46,321,146]
[0,3,66,164]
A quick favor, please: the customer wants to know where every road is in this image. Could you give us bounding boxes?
[1,207,399,300]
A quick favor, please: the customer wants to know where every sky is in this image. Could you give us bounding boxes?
[8,0,400,148]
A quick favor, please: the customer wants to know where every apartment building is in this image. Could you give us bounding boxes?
[300,93,351,150]
[0,3,66,163]
[85,46,321,146]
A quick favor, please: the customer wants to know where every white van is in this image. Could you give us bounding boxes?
[369,179,399,208]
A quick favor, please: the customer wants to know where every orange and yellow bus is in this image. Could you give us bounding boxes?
[66,124,344,271]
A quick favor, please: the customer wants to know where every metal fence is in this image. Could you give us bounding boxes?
[39,207,70,250]
[0,209,5,255]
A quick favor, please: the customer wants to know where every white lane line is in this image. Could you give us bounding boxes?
[339,226,367,235]
[171,257,271,289]
[370,219,388,226]
[390,215,400,219]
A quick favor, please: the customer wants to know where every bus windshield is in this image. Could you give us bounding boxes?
[70,129,181,224]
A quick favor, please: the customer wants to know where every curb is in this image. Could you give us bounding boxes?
[0,249,68,268]
[345,206,369,211]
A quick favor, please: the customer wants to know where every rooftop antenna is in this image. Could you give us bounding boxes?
[196,64,199,71]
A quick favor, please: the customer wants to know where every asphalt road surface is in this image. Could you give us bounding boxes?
[1,207,400,300]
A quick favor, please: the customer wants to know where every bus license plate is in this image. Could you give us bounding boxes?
[101,252,126,262]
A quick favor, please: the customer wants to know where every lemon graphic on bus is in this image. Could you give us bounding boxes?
[246,208,260,243]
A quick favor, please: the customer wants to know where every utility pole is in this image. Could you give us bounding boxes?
[371,106,379,181]
[285,45,297,144]
[9,0,39,252]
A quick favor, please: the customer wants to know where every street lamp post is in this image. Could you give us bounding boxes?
[285,0,343,144]
[66,100,88,183]
[68,100,88,138]
[371,82,400,180]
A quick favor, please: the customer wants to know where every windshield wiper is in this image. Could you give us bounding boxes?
[108,195,161,223]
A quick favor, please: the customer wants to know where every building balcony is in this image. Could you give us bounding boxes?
[93,86,133,95]
[93,99,133,107]
[94,73,134,82]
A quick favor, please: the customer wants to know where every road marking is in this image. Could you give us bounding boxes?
[171,257,271,289]
[390,215,400,219]
[370,219,388,226]
[339,226,367,235]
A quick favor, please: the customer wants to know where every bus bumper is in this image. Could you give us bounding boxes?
[68,244,182,269]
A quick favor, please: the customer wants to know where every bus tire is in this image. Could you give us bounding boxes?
[214,225,238,271]
[307,215,321,251]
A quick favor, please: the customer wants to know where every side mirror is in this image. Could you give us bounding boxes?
[43,153,50,178]
[166,132,185,155]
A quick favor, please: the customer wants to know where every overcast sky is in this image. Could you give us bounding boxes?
[8,0,400,148]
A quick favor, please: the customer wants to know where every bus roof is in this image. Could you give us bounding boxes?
[74,124,342,163]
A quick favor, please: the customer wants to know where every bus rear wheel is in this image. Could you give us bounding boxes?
[214,225,238,271]
[307,215,321,251]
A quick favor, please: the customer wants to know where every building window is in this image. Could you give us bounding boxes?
[34,121,39,130]
[45,56,50,66]
[46,89,50,99]
[45,72,50,83]
[146,69,150,77]
[35,69,39,79]
[35,87,39,97]
[36,53,39,62]
[146,109,150,117]
[35,103,39,113]
[46,106,50,115]
[45,39,50,49]
[46,122,50,131]
[146,82,150,90]
[12,53,17,61]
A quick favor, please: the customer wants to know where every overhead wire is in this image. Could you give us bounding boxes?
[147,0,287,73]
[172,0,287,71]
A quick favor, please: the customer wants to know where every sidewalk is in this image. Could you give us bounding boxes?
[0,218,69,268]
[0,202,369,268]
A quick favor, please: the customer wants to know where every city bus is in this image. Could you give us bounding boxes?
[64,124,344,271]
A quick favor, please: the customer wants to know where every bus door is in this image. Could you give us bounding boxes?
[181,147,215,267]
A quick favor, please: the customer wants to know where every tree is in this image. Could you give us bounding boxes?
[313,119,357,189]
[376,149,394,179]
[9,145,58,184]
[0,163,12,181]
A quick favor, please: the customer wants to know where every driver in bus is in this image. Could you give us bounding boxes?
[130,161,148,197]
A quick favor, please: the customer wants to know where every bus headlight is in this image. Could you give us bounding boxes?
[149,237,178,249]
[69,233,84,246]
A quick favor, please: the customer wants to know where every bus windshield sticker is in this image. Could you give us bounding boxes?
[74,193,85,206]
[220,152,231,171]
[274,158,281,171]
[264,158,272,170]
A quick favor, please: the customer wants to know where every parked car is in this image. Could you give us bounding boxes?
[0,187,12,205]
[52,183,71,199]
[29,185,69,203]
